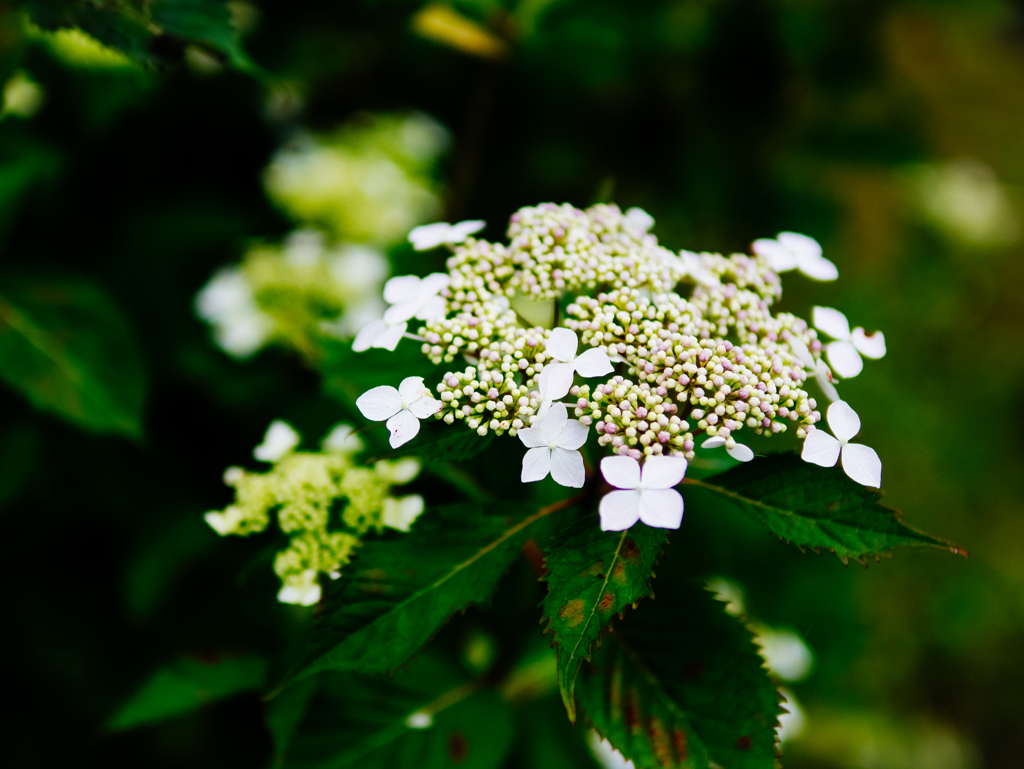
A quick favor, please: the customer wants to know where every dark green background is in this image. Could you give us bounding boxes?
[3,1,1022,767]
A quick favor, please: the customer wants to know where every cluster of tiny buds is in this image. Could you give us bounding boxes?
[434,363,543,436]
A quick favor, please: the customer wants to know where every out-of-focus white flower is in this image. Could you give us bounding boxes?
[356,376,443,448]
[598,456,688,531]
[701,436,754,462]
[195,267,275,358]
[777,688,806,744]
[914,159,1019,247]
[538,328,615,400]
[706,576,745,616]
[1,71,44,119]
[625,206,655,233]
[204,506,246,535]
[588,731,635,769]
[374,457,422,484]
[812,307,886,379]
[321,423,364,454]
[405,711,434,730]
[517,402,589,488]
[277,568,321,606]
[408,220,486,250]
[756,627,814,682]
[254,421,301,462]
[382,495,425,531]
[801,401,881,487]
[753,232,838,281]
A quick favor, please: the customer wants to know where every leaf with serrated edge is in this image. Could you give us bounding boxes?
[685,454,964,560]
[375,421,492,464]
[576,582,782,769]
[541,512,668,722]
[291,501,574,682]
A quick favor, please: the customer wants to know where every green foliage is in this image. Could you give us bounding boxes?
[269,656,516,769]
[293,502,573,681]
[24,0,257,72]
[687,454,961,561]
[0,278,144,437]
[576,582,782,769]
[541,512,669,722]
[108,655,267,731]
[376,420,494,464]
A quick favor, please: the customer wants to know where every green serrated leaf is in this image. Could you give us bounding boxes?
[685,453,963,561]
[108,655,267,731]
[375,420,493,464]
[576,582,782,769]
[0,279,145,437]
[541,511,669,722]
[291,501,575,682]
[150,0,255,71]
[270,655,516,769]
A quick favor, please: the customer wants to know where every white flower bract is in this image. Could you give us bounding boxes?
[354,272,450,352]
[356,376,443,448]
[752,232,838,281]
[408,219,486,250]
[321,423,364,454]
[517,402,589,487]
[598,455,688,531]
[538,328,615,400]
[382,494,426,531]
[812,306,886,379]
[701,436,754,462]
[801,400,882,487]
[254,420,301,462]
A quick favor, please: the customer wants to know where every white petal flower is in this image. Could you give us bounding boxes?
[354,272,449,353]
[812,306,886,380]
[789,336,840,402]
[598,455,688,531]
[625,206,655,232]
[382,495,425,531]
[701,436,755,462]
[408,219,485,251]
[356,376,443,448]
[752,232,838,281]
[254,420,300,462]
[800,400,882,487]
[517,402,588,488]
[375,457,422,484]
[322,423,363,454]
[680,250,721,287]
[204,506,245,535]
[277,569,321,607]
[195,267,275,358]
[537,328,615,400]
[353,318,408,352]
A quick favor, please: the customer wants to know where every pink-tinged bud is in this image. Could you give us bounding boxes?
[656,386,667,397]
[683,440,694,451]
[636,407,648,419]
[659,431,671,443]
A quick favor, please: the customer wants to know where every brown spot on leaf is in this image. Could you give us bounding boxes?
[621,537,642,561]
[672,728,689,760]
[683,663,706,679]
[736,735,752,751]
[611,560,627,584]
[598,591,615,612]
[448,731,469,763]
[559,599,586,628]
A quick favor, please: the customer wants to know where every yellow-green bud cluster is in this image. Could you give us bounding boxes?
[408,202,830,458]
[204,431,421,604]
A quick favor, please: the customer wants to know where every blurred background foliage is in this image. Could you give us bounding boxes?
[2,0,1024,767]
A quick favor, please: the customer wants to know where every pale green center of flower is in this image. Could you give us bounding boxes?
[548,440,559,450]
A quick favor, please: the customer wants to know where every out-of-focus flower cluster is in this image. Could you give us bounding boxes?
[204,420,424,606]
[416,203,838,463]
[196,112,448,358]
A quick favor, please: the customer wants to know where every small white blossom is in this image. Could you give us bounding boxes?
[354,272,450,352]
[195,267,275,358]
[204,506,245,535]
[624,206,655,233]
[254,420,300,462]
[408,219,486,250]
[518,402,589,487]
[812,306,886,379]
[382,494,425,531]
[753,232,838,281]
[701,436,754,462]
[277,568,321,607]
[538,328,614,400]
[321,423,363,454]
[789,336,840,402]
[680,250,721,286]
[356,376,443,448]
[801,400,881,487]
[598,455,688,531]
[352,317,407,352]
[375,457,422,484]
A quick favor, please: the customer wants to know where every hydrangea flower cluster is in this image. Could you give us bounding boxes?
[355,202,887,530]
[203,420,424,606]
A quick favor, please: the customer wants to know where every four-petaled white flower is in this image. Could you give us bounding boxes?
[354,273,450,352]
[752,232,838,281]
[812,306,885,380]
[701,436,754,462]
[356,376,443,448]
[518,402,589,487]
[789,336,839,402]
[408,219,486,251]
[801,400,881,487]
[538,328,615,400]
[254,420,300,462]
[598,455,688,531]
